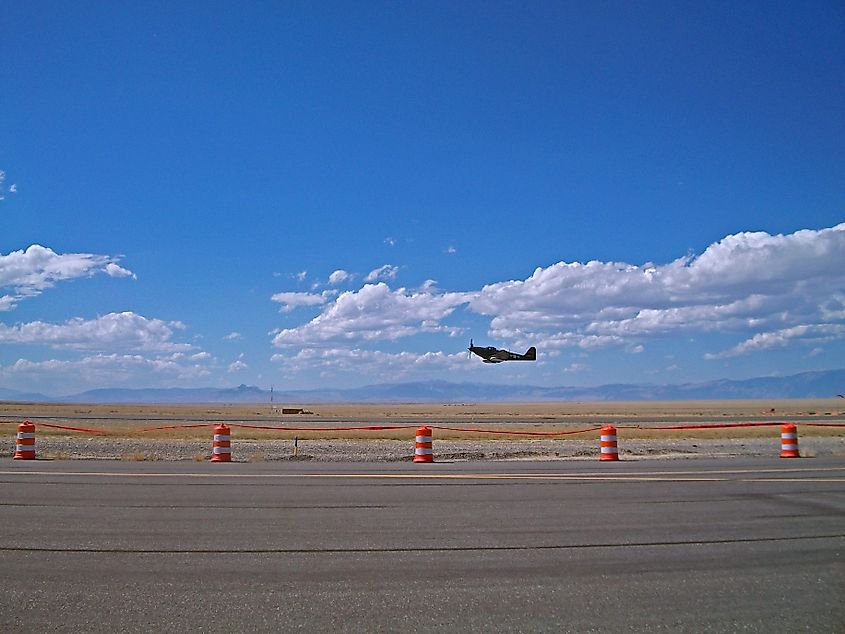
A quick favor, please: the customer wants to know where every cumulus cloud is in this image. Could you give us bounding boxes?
[270,290,336,313]
[2,353,212,390]
[0,312,194,353]
[364,264,399,282]
[223,332,242,341]
[564,363,587,373]
[228,354,248,372]
[272,347,472,379]
[0,295,16,311]
[470,223,845,355]
[268,223,845,361]
[0,245,135,310]
[328,269,351,285]
[271,282,470,347]
[704,324,845,360]
[0,170,16,199]
[105,262,136,279]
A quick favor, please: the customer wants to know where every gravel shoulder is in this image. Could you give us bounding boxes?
[14,435,845,462]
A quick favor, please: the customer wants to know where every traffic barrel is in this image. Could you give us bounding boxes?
[780,423,800,458]
[413,426,434,463]
[13,421,36,460]
[210,423,231,462]
[599,425,619,461]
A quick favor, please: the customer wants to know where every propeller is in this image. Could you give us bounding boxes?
[468,339,473,359]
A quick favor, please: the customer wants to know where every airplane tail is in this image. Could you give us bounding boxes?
[524,347,536,361]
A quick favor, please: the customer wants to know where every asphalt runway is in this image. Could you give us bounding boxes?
[1,457,843,632]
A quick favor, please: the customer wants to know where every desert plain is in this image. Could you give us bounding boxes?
[1,399,844,461]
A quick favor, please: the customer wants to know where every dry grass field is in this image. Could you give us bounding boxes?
[2,400,844,462]
[2,399,844,441]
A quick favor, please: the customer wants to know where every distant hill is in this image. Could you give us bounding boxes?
[0,387,52,402]
[2,370,843,404]
[47,384,269,404]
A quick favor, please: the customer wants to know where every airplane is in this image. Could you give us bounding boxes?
[468,339,537,363]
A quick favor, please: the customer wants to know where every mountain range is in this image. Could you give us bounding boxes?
[1,369,843,403]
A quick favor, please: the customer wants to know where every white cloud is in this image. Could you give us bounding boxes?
[328,269,351,285]
[223,332,242,341]
[1,353,212,391]
[471,223,845,354]
[228,354,248,372]
[272,282,470,347]
[0,295,16,311]
[820,293,845,321]
[0,245,135,310]
[704,324,845,360]
[268,223,845,360]
[364,264,399,282]
[270,290,335,313]
[105,262,137,279]
[0,171,14,199]
[272,347,472,379]
[0,312,193,353]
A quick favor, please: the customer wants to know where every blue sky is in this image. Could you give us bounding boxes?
[1,1,844,396]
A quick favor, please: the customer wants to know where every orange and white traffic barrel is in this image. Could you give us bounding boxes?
[780,423,800,458]
[413,426,434,463]
[13,421,36,460]
[599,425,619,461]
[210,423,231,462]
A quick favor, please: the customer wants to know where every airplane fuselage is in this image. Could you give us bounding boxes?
[469,343,537,363]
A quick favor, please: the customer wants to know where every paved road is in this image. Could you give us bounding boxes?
[1,457,843,632]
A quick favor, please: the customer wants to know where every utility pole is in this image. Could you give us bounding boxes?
[270,385,279,415]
